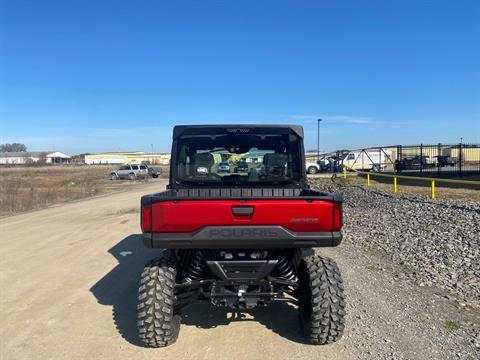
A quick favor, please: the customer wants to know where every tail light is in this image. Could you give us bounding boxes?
[141,204,152,232]
[332,202,342,231]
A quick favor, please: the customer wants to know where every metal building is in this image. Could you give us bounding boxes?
[84,152,171,165]
[0,151,71,165]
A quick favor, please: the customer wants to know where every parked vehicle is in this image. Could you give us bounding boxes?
[342,150,392,171]
[434,155,456,167]
[110,164,148,180]
[306,150,350,174]
[234,160,249,172]
[138,125,345,347]
[217,162,230,173]
[395,155,435,171]
[255,163,266,177]
[305,158,330,174]
[146,165,162,178]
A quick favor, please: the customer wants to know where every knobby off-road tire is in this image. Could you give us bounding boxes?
[298,255,346,345]
[137,257,181,347]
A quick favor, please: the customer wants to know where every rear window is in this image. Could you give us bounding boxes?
[140,165,147,169]
[174,133,303,186]
[119,165,130,170]
[132,165,139,170]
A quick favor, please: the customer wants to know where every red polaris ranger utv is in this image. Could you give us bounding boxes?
[138,125,345,347]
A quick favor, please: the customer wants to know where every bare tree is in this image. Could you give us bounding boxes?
[0,143,27,152]
[38,153,47,165]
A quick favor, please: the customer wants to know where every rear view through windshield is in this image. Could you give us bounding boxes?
[174,133,303,186]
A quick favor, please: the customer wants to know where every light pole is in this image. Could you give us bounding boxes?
[317,118,322,161]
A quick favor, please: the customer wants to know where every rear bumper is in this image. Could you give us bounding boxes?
[142,226,342,249]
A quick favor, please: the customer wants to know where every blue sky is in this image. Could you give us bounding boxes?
[1,0,479,154]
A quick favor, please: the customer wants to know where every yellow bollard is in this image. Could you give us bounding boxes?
[393,176,397,193]
[343,166,347,179]
[431,180,435,199]
[367,174,371,187]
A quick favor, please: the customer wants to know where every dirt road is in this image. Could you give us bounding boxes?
[1,180,478,360]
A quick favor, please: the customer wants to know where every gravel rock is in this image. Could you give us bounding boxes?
[311,177,480,307]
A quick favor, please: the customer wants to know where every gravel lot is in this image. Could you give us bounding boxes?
[311,177,480,307]
[1,179,479,359]
[312,177,480,356]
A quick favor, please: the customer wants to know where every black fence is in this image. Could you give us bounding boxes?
[393,143,480,177]
[307,143,480,177]
[351,143,480,177]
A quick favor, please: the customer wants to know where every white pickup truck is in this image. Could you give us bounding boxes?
[305,158,330,174]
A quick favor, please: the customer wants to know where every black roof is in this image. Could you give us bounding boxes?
[173,124,304,140]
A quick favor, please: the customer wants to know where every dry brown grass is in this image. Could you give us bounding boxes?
[0,165,167,216]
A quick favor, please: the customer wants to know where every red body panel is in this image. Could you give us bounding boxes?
[148,200,339,233]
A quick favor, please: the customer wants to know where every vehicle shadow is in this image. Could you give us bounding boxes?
[90,234,308,347]
[90,234,163,347]
[181,301,309,344]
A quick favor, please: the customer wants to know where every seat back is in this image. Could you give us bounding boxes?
[263,153,287,176]
[191,152,214,175]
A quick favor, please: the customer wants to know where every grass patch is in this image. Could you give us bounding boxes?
[445,320,460,331]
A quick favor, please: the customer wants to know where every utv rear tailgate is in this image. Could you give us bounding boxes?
[141,189,342,249]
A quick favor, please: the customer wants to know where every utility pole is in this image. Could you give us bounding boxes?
[317,118,322,161]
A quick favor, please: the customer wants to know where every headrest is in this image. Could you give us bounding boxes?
[192,152,214,167]
[263,153,287,167]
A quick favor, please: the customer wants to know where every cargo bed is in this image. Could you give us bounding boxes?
[141,188,342,249]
